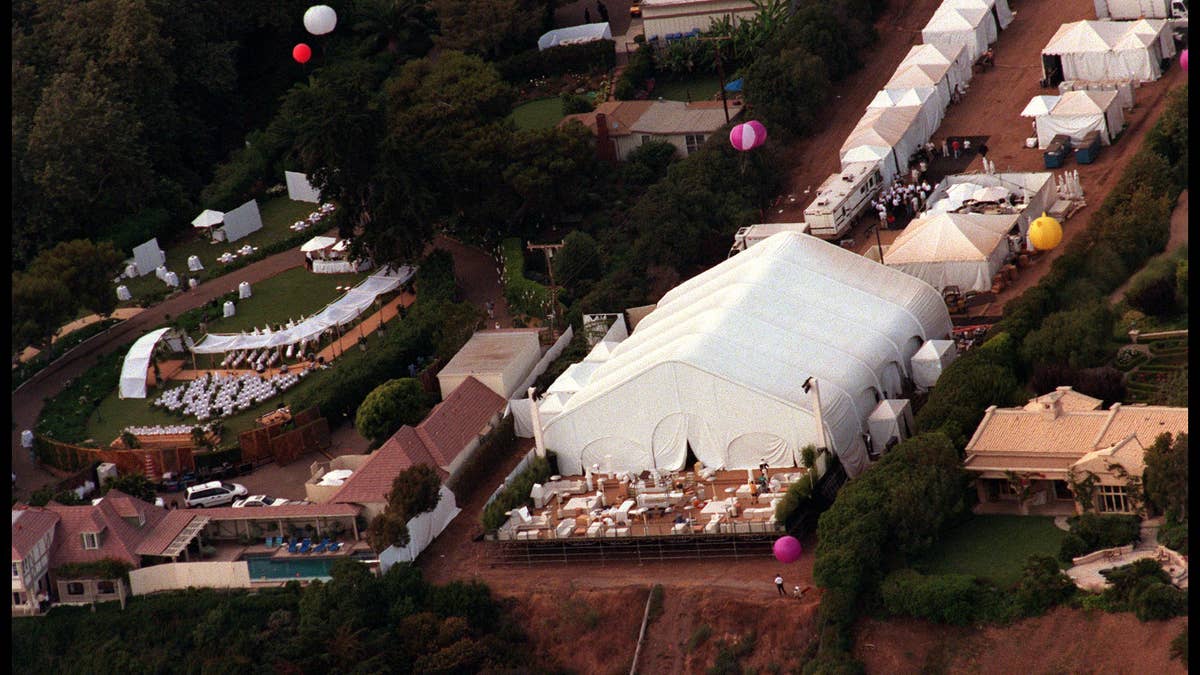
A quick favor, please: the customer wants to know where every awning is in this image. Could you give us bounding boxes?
[119,328,172,399]
[192,210,225,228]
[724,78,744,92]
[300,236,338,252]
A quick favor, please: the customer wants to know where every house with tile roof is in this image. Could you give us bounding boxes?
[11,509,59,616]
[963,387,1188,515]
[560,99,742,162]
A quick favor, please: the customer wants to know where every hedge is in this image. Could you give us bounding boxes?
[498,41,616,81]
[880,569,1006,626]
[481,455,552,532]
[1058,513,1141,562]
[499,238,552,318]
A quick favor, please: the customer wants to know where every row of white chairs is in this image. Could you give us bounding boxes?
[153,371,307,422]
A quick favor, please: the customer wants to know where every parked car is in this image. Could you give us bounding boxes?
[232,495,290,508]
[185,481,248,508]
[630,0,642,17]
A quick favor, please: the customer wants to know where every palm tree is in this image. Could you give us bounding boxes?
[351,0,438,58]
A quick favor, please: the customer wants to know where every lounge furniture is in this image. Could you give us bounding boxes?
[288,539,300,553]
[299,538,312,554]
[329,541,342,553]
[314,539,328,553]
[555,520,575,538]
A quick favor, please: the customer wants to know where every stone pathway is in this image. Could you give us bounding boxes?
[1063,518,1186,592]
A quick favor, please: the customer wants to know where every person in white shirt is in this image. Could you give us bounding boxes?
[774,574,786,596]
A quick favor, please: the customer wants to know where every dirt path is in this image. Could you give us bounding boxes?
[16,308,146,364]
[1110,188,1189,304]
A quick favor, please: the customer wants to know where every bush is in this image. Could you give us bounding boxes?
[1125,256,1179,316]
[1020,302,1115,370]
[1058,514,1140,562]
[480,455,552,531]
[613,44,655,100]
[774,474,814,527]
[498,41,616,81]
[1156,516,1187,555]
[355,378,431,445]
[1099,558,1169,606]
[1133,582,1187,621]
[560,92,593,115]
[1013,555,1075,617]
[500,238,552,318]
[880,569,1001,626]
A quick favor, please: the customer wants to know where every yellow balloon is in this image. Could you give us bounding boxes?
[1029,213,1063,251]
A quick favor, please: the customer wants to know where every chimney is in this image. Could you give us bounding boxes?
[594,112,617,164]
[1040,399,1062,421]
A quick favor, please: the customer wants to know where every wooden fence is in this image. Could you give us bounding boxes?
[238,407,331,467]
[35,435,195,477]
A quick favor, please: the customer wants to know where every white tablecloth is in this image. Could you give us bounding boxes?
[701,501,729,515]
[562,495,598,514]
[116,285,132,301]
[312,259,365,274]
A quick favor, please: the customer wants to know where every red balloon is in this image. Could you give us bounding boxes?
[293,43,312,64]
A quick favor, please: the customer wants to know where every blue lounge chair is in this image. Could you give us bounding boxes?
[288,538,300,553]
[314,539,328,553]
[329,541,342,553]
[299,538,312,554]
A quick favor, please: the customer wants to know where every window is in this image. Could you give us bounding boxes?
[1054,481,1074,500]
[66,582,85,596]
[11,563,18,579]
[13,592,24,606]
[997,480,1016,497]
[1098,485,1131,513]
[685,135,705,155]
[82,532,100,550]
[97,580,116,595]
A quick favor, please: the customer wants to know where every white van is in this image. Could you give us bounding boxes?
[185,481,247,508]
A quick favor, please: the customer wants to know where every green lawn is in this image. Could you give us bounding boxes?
[202,267,367,335]
[511,97,567,130]
[913,515,1067,587]
[655,75,723,103]
[120,197,322,304]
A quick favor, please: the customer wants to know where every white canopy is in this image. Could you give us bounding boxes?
[885,212,1019,292]
[1035,90,1125,148]
[300,236,338,253]
[867,85,945,149]
[1021,95,1060,117]
[584,340,622,363]
[192,210,225,228]
[191,267,414,354]
[867,399,916,455]
[538,22,612,50]
[911,339,959,390]
[119,328,172,399]
[542,232,952,478]
[841,105,927,184]
[1043,20,1175,83]
[899,43,973,94]
[922,6,994,61]
[547,361,602,395]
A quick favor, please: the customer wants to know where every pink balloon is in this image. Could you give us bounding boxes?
[773,535,803,563]
[1182,49,1188,72]
[729,123,750,151]
[747,121,768,148]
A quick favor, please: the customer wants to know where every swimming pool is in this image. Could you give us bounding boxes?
[245,556,335,581]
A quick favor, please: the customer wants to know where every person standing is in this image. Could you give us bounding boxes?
[978,141,989,159]
[775,574,786,596]
[941,138,949,157]
[951,138,961,158]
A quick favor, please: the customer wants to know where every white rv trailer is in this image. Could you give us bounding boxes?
[803,161,884,240]
[727,222,810,257]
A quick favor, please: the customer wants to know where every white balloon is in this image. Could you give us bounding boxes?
[304,5,337,36]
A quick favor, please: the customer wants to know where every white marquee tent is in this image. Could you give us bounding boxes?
[119,328,172,399]
[841,105,927,185]
[300,236,339,253]
[191,267,414,354]
[1035,89,1125,148]
[867,85,945,149]
[885,62,954,111]
[1021,95,1061,117]
[379,485,460,570]
[541,232,952,478]
[192,210,224,229]
[1042,20,1175,84]
[922,6,993,61]
[911,339,959,390]
[867,399,916,455]
[884,212,1020,292]
[947,0,1013,29]
[899,43,973,94]
[538,22,612,50]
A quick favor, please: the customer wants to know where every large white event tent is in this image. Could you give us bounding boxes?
[1020,95,1060,118]
[190,267,415,355]
[537,22,611,50]
[1042,20,1176,84]
[923,172,1055,237]
[911,339,959,390]
[868,85,945,148]
[885,62,954,111]
[899,43,973,94]
[922,6,993,61]
[841,105,926,184]
[120,328,172,399]
[1034,90,1125,148]
[884,212,1020,293]
[541,232,953,478]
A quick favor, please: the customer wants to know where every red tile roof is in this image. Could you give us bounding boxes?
[418,376,505,468]
[11,509,60,562]
[194,503,363,520]
[135,510,200,557]
[45,491,168,567]
[331,377,503,506]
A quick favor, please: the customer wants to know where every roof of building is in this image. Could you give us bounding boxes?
[195,503,363,520]
[438,330,541,378]
[560,100,739,138]
[135,510,201,557]
[965,391,1188,475]
[333,377,505,505]
[12,509,60,562]
[44,490,168,567]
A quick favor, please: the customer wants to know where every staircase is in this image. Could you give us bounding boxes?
[141,453,160,482]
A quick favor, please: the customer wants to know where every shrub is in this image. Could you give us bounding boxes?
[1099,558,1169,607]
[355,378,431,445]
[880,569,988,626]
[1156,516,1187,555]
[1133,582,1187,621]
[560,93,593,115]
[35,349,125,444]
[1013,555,1075,617]
[480,455,552,531]
[613,44,655,100]
[1125,257,1179,316]
[1170,626,1188,667]
[1020,302,1115,370]
[774,474,814,527]
[1058,514,1140,561]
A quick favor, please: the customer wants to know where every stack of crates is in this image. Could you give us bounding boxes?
[1043,134,1073,169]
[1075,130,1102,164]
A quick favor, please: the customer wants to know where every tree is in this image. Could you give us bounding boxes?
[744,47,830,136]
[355,378,431,444]
[351,0,439,60]
[12,272,74,350]
[27,239,124,317]
[431,0,550,61]
[1020,302,1115,370]
[555,231,602,301]
[1143,432,1187,522]
[622,140,679,187]
[368,464,443,551]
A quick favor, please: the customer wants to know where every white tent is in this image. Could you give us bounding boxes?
[867,85,945,149]
[192,210,224,229]
[537,392,573,424]
[923,172,1055,238]
[584,339,622,363]
[1021,95,1060,118]
[948,0,1013,29]
[542,232,952,478]
[1035,90,1125,148]
[131,239,166,277]
[300,236,338,253]
[885,212,1019,292]
[284,171,322,203]
[1043,20,1174,83]
[119,328,172,399]
[885,62,954,111]
[841,105,927,184]
[911,339,959,390]
[922,6,993,61]
[537,22,612,50]
[867,399,916,455]
[379,485,461,570]
[191,267,415,354]
[220,199,263,243]
[546,362,602,395]
[899,43,973,94]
